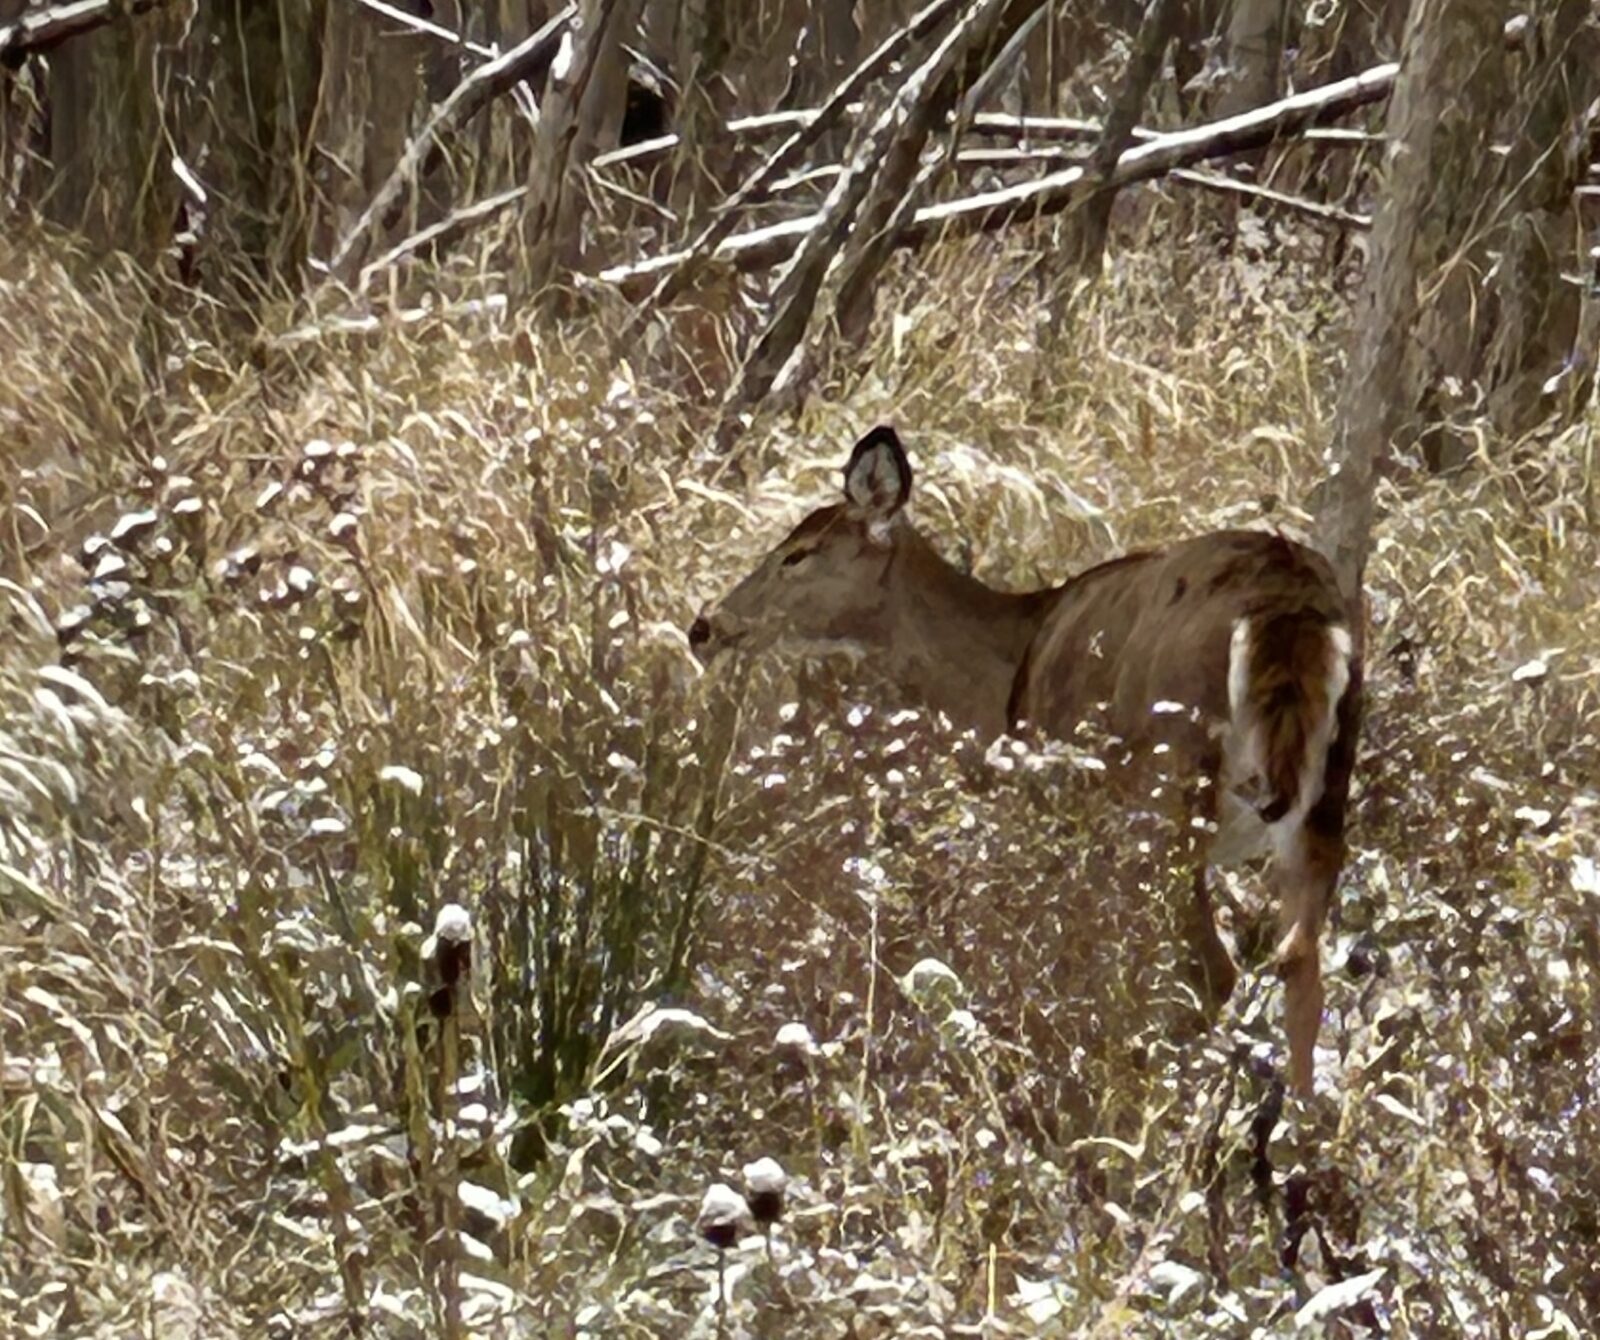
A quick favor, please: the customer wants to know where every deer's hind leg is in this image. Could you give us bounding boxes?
[1273,661,1362,1096]
[1182,780,1238,1015]
[1272,818,1343,1096]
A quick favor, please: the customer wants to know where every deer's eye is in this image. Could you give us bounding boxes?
[781,548,813,568]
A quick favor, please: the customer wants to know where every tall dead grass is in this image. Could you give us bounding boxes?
[2,212,1597,1336]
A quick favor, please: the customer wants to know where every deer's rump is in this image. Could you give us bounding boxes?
[1009,529,1358,862]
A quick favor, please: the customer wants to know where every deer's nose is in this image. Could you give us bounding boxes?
[687,617,712,648]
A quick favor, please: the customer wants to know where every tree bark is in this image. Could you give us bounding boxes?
[1317,0,1511,604]
[516,0,644,302]
[40,8,172,258]
[1479,0,1600,436]
[1216,0,1285,120]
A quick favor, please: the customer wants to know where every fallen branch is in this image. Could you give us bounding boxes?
[766,150,1369,230]
[352,141,1368,294]
[914,61,1400,238]
[324,3,574,284]
[358,186,529,292]
[596,59,1402,294]
[0,0,169,58]
[590,106,1385,174]
[1170,168,1370,229]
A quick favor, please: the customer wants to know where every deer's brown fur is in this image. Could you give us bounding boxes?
[690,426,1364,1095]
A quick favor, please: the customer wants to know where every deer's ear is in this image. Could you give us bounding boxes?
[843,425,912,519]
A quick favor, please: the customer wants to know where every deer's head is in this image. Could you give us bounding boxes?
[688,426,913,664]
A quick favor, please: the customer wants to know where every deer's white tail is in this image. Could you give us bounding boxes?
[1227,614,1353,828]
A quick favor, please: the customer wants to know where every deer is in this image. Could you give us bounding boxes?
[688,425,1364,1096]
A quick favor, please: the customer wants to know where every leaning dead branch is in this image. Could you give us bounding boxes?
[828,0,1046,357]
[0,0,170,58]
[599,59,1402,297]
[615,0,967,347]
[325,4,574,284]
[718,0,1026,437]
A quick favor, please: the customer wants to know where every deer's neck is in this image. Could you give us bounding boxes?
[880,531,1057,739]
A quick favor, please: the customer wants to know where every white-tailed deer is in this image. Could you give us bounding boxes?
[689,426,1363,1095]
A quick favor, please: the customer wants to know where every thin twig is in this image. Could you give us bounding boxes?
[1169,167,1370,229]
[349,0,497,58]
[358,186,530,292]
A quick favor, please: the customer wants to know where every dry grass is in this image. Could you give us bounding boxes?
[2,210,1598,1338]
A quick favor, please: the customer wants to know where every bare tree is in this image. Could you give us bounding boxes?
[1317,0,1511,604]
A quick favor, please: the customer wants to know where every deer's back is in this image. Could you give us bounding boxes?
[1011,529,1353,758]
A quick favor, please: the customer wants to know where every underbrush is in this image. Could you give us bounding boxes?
[2,221,1597,1337]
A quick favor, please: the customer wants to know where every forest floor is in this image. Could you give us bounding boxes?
[3,215,1598,1337]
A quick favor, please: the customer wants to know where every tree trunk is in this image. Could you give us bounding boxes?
[185,0,326,291]
[1060,0,1183,278]
[1317,0,1510,603]
[1479,0,1600,436]
[516,0,643,302]
[42,12,172,258]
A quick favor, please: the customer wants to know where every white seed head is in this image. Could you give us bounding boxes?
[742,1157,787,1196]
[697,1183,748,1231]
[775,1022,817,1053]
[434,903,473,943]
[902,957,964,1009]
